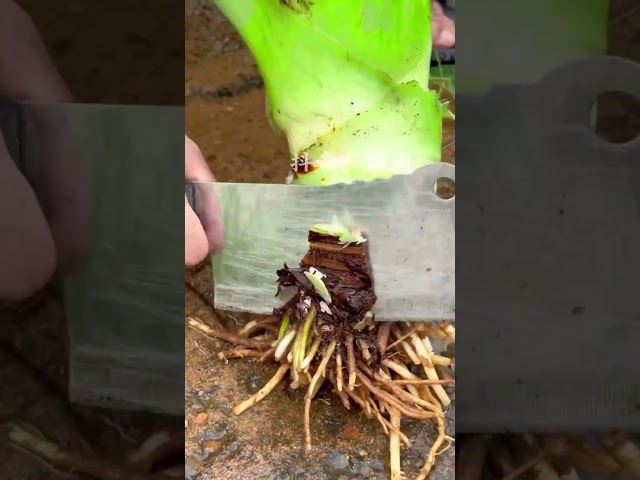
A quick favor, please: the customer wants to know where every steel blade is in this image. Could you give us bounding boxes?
[191,162,455,322]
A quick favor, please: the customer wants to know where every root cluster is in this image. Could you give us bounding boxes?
[460,433,640,480]
[189,229,455,479]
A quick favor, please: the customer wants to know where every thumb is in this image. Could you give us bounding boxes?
[0,134,55,300]
[185,136,224,259]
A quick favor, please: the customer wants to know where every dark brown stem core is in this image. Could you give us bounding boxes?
[274,231,381,370]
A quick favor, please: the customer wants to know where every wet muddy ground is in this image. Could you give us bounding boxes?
[184,4,455,480]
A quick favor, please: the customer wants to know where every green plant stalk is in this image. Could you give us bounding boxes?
[297,307,317,367]
[277,313,291,341]
[213,0,446,185]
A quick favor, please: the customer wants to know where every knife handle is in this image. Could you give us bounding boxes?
[0,98,24,172]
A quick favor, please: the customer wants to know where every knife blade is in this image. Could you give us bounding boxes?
[1,98,185,414]
[188,162,456,322]
[456,56,640,431]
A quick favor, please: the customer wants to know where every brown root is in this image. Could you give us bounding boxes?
[305,340,337,453]
[188,317,271,349]
[8,424,166,480]
[377,323,392,354]
[416,414,446,480]
[217,348,266,360]
[355,370,438,420]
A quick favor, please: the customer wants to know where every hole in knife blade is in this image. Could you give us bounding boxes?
[434,177,455,200]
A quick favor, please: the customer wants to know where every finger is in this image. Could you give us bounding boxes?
[1,1,91,273]
[185,136,224,256]
[185,136,215,182]
[185,196,209,266]
[431,0,455,49]
[25,108,92,273]
[0,134,55,300]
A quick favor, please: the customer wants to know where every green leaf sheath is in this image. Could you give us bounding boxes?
[213,0,443,185]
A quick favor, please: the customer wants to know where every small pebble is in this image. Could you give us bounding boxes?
[193,412,209,425]
[341,425,360,440]
[202,419,228,441]
[323,451,350,476]
[323,418,343,435]
[360,465,375,478]
[202,439,222,453]
[245,372,265,394]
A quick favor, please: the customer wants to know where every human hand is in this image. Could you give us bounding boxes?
[431,0,455,49]
[185,135,224,266]
[0,0,90,301]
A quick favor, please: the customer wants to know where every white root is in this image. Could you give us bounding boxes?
[410,334,450,408]
[238,320,257,336]
[336,353,343,392]
[346,337,357,390]
[8,424,157,480]
[442,323,455,340]
[301,337,322,371]
[275,329,297,361]
[416,415,447,480]
[233,364,290,415]
[400,341,421,365]
[388,406,404,480]
[357,339,371,360]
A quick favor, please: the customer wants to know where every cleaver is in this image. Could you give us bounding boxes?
[1,99,185,414]
[187,162,456,323]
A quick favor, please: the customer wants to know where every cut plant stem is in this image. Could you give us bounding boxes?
[233,364,289,415]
